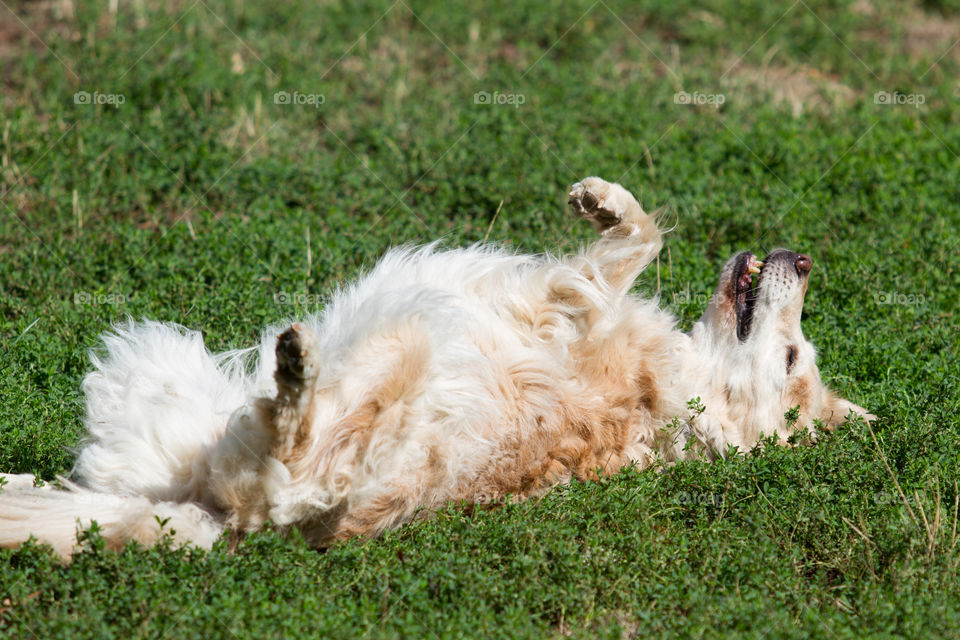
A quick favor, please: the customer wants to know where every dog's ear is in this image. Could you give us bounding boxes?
[821,390,875,428]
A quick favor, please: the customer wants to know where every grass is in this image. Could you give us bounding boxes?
[1,0,959,637]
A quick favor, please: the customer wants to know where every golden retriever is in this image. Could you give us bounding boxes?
[0,177,873,558]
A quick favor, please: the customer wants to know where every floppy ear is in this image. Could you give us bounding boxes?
[821,390,876,428]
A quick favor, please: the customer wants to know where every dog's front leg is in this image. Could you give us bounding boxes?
[567,177,663,296]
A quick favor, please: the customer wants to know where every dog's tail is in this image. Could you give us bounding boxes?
[72,320,274,504]
[0,475,223,559]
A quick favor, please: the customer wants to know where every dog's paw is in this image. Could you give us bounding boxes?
[568,177,646,236]
[275,323,321,400]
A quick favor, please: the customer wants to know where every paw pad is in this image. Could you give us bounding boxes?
[276,324,307,381]
[569,178,623,230]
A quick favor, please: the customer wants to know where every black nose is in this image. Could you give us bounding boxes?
[795,254,812,275]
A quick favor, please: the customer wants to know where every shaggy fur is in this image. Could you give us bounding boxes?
[0,177,873,558]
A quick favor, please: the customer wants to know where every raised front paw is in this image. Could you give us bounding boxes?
[568,177,646,236]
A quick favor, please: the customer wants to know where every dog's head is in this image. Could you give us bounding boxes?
[690,249,873,448]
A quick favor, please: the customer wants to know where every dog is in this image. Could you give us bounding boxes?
[0,177,873,558]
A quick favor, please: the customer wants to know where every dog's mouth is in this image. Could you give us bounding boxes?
[732,251,764,342]
[729,249,813,342]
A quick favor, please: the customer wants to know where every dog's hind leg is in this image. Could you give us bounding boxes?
[202,323,325,532]
[271,322,324,460]
[247,320,435,541]
[567,177,663,295]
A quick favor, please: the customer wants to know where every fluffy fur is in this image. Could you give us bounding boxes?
[0,177,873,558]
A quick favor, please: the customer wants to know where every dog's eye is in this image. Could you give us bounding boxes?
[786,346,798,373]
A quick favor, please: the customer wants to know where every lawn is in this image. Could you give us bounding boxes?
[1,0,959,637]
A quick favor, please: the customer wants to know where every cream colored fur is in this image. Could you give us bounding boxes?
[0,177,873,558]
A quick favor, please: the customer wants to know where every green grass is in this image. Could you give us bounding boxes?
[1,0,959,637]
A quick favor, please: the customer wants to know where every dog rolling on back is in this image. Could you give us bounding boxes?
[0,177,873,558]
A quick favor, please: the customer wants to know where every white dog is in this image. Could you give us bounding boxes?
[0,177,872,558]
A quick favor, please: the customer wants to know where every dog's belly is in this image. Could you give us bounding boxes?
[286,337,644,545]
[263,260,673,543]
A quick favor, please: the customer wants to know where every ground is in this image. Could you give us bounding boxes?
[1,0,958,637]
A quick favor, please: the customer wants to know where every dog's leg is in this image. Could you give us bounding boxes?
[271,323,323,461]
[205,323,325,534]
[568,177,663,295]
[260,320,435,537]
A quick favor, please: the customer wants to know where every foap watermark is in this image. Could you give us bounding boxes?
[73,291,127,306]
[874,91,925,108]
[671,290,717,307]
[74,90,125,108]
[873,491,923,507]
[275,291,324,306]
[475,492,517,505]
[674,90,725,107]
[273,491,320,507]
[73,493,128,507]
[274,90,326,108]
[673,491,724,507]
[874,291,925,306]
[474,90,525,107]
